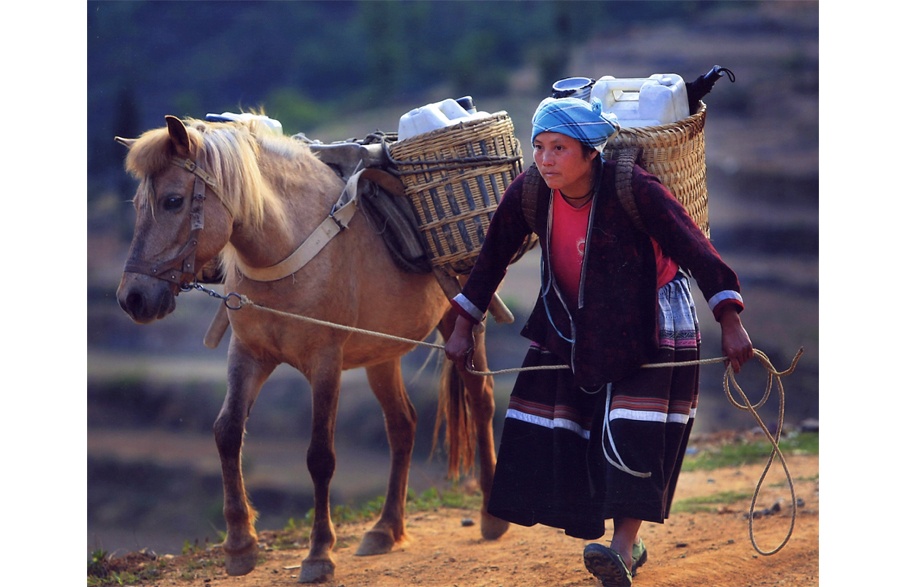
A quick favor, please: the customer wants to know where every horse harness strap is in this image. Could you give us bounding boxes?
[124,157,215,285]
[234,166,369,282]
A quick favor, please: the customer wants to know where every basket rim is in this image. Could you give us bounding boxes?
[387,110,521,172]
[611,101,706,140]
[389,110,512,150]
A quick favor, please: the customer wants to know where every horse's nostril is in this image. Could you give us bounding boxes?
[123,290,145,318]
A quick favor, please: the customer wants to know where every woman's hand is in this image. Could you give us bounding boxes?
[718,307,753,373]
[444,315,478,372]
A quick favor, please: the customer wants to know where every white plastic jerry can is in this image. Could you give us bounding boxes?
[397,98,490,141]
[590,73,690,128]
[398,103,452,141]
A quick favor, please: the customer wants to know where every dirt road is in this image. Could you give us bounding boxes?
[97,453,818,587]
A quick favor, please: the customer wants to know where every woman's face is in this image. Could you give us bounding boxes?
[532,132,598,198]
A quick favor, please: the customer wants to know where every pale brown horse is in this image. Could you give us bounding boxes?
[115,115,509,582]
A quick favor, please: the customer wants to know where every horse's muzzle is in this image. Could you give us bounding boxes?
[116,272,178,324]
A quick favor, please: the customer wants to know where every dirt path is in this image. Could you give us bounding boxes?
[99,454,817,587]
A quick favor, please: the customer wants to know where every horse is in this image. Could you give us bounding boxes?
[114,115,510,582]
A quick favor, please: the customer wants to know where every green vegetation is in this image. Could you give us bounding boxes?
[284,484,480,531]
[672,431,818,513]
[86,549,110,582]
[682,431,818,472]
[87,548,164,586]
[87,546,219,587]
[671,490,754,514]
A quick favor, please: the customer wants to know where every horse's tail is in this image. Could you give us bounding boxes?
[432,357,476,479]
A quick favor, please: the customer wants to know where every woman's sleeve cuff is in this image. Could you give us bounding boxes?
[709,290,744,321]
[451,294,485,324]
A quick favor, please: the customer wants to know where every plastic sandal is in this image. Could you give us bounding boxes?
[632,538,648,575]
[583,543,633,587]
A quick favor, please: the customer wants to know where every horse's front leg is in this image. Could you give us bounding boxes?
[299,359,343,584]
[214,339,276,576]
[356,358,416,555]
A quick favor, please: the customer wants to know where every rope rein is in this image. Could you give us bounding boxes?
[191,285,804,556]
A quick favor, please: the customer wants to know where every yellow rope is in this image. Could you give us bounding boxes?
[236,295,447,349]
[230,295,804,556]
[724,347,804,556]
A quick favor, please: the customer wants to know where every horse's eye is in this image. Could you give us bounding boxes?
[162,195,184,211]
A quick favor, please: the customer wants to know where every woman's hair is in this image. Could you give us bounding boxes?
[578,142,596,159]
[576,141,604,186]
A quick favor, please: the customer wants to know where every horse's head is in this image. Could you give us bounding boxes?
[115,116,234,324]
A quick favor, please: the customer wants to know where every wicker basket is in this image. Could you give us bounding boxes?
[603,102,710,237]
[387,112,523,275]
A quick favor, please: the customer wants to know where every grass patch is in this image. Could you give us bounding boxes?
[671,490,753,514]
[88,546,223,586]
[87,549,169,587]
[277,483,483,537]
[409,485,482,511]
[682,431,818,472]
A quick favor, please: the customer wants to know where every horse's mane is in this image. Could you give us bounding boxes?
[124,117,319,232]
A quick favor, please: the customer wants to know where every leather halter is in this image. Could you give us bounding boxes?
[124,157,217,286]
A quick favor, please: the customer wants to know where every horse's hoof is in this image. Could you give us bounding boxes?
[355,528,397,556]
[224,548,258,576]
[481,511,510,540]
[299,558,335,583]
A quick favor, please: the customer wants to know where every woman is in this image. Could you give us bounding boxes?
[445,97,753,587]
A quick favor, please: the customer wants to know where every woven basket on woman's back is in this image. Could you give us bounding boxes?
[603,102,710,238]
[387,112,528,276]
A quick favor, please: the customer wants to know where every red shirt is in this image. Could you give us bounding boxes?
[550,190,679,306]
[550,190,592,306]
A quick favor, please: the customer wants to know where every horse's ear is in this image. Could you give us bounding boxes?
[114,136,136,150]
[165,115,193,157]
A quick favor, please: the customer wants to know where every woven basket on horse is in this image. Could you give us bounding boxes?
[387,111,530,277]
[603,101,711,238]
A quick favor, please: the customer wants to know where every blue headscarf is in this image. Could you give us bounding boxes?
[531,97,619,153]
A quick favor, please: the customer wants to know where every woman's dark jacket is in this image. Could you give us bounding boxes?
[456,159,743,388]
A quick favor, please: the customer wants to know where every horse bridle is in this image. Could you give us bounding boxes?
[124,157,217,287]
[125,152,363,287]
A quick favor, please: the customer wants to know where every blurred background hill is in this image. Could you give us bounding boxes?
[86,0,818,559]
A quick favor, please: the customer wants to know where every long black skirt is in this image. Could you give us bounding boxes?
[487,276,701,539]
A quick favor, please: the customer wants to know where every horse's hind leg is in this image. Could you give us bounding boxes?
[356,358,416,556]
[465,328,510,540]
[438,311,510,541]
[214,342,276,576]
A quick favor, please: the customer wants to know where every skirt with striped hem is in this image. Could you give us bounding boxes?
[486,275,701,539]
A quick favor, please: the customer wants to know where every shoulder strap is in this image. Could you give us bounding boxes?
[522,151,646,234]
[613,147,647,234]
[521,163,546,234]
